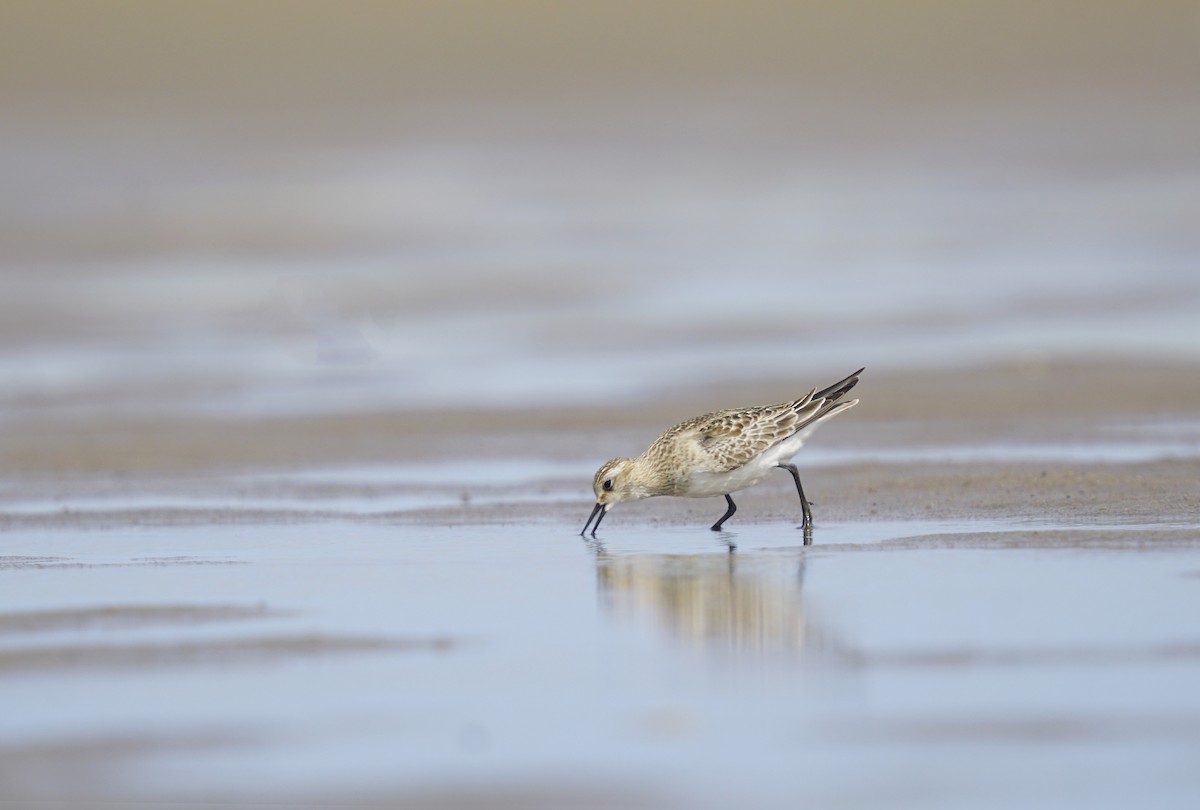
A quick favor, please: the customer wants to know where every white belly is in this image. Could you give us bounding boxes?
[679,447,793,498]
[676,426,816,499]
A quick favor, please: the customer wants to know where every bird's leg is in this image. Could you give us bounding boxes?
[711,494,737,531]
[778,464,813,529]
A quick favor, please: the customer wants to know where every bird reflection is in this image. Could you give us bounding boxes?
[595,549,822,653]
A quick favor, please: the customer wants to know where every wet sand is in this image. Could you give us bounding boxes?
[3,358,1196,528]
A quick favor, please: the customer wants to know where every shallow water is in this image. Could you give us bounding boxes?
[3,95,1199,419]
[3,519,1199,807]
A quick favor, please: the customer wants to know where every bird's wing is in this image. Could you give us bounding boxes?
[685,395,824,473]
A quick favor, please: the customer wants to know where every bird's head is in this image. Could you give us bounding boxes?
[578,458,643,535]
[593,457,645,507]
[582,457,657,536]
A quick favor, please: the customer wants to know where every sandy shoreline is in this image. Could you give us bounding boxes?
[6,457,1192,529]
[2,357,1196,529]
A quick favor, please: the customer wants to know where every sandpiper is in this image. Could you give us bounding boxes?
[581,368,863,536]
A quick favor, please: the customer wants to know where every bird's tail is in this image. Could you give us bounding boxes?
[788,368,863,432]
[813,367,864,404]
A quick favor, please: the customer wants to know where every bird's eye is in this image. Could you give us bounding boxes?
[602,479,614,491]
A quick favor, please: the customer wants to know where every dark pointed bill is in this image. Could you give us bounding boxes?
[580,502,606,536]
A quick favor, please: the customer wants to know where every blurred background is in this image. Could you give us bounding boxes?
[1,0,1198,421]
[3,5,1200,807]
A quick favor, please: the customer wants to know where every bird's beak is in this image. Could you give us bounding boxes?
[580,501,606,536]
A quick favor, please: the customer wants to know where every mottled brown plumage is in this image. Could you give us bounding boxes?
[582,368,863,535]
